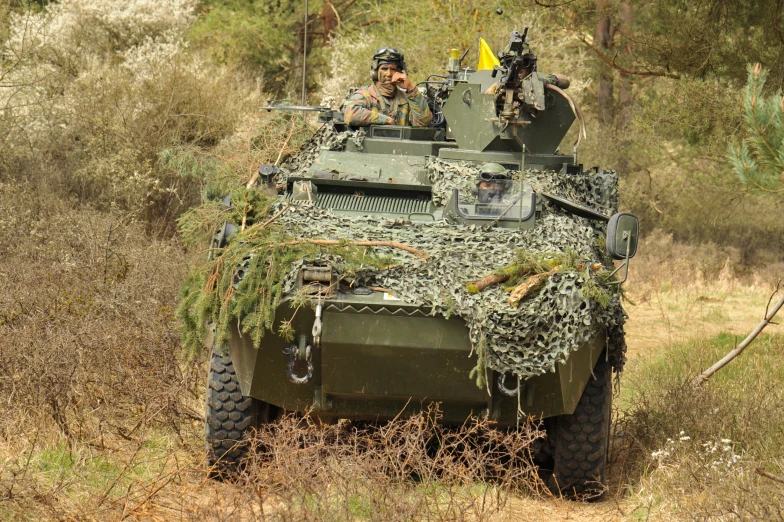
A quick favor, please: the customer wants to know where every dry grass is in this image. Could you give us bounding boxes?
[626,229,784,293]
[622,230,783,360]
[610,333,784,520]
[604,232,784,520]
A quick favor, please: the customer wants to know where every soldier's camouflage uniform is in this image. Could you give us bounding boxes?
[342,83,433,126]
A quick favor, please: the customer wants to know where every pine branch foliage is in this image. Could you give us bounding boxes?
[176,204,396,356]
[727,64,784,193]
[167,112,400,355]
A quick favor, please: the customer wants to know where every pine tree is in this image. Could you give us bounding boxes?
[727,64,784,194]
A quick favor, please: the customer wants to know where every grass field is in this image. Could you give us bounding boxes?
[1,182,782,520]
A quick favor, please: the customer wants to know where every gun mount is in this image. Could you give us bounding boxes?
[429,30,586,162]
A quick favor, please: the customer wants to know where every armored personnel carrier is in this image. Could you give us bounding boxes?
[202,29,639,498]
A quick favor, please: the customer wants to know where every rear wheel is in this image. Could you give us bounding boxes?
[547,352,612,499]
[205,344,274,475]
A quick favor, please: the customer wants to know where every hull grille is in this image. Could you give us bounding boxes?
[316,192,430,214]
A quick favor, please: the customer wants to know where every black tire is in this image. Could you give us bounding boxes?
[204,344,262,474]
[548,353,612,499]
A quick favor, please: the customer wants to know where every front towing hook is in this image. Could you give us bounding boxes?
[283,334,314,384]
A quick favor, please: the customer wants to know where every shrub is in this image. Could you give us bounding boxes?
[0,180,202,519]
[615,333,784,519]
[199,407,544,521]
[0,0,261,234]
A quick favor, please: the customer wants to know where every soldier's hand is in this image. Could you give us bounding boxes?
[391,72,416,92]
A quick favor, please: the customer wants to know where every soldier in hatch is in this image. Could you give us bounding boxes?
[342,47,433,127]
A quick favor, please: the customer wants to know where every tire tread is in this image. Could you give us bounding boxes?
[205,346,258,470]
[550,353,612,499]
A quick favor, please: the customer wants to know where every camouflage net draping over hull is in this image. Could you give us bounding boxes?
[271,204,627,382]
[266,135,628,383]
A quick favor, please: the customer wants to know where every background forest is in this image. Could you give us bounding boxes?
[1,0,783,520]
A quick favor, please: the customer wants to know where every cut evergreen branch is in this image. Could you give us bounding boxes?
[465,249,613,308]
[466,273,510,294]
[727,63,784,194]
[176,210,407,356]
[465,250,579,294]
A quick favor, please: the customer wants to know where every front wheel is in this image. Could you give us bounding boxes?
[205,344,274,474]
[548,352,612,499]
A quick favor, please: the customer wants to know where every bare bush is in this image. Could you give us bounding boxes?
[195,406,545,521]
[0,181,203,518]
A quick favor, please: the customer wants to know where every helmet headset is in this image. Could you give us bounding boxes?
[370,47,407,81]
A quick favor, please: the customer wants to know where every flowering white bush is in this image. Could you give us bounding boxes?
[318,32,375,106]
[0,0,260,224]
[5,0,195,55]
[651,431,744,471]
[1,0,197,119]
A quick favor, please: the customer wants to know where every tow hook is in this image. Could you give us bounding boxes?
[312,302,323,348]
[283,334,313,384]
[497,373,520,397]
[282,301,323,385]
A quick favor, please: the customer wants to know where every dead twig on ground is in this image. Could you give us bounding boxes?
[693,280,784,386]
[755,467,784,485]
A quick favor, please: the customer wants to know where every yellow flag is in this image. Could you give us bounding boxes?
[477,38,500,70]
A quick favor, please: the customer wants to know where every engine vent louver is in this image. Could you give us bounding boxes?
[315,192,430,214]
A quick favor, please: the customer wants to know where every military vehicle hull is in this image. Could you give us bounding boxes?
[227,291,605,427]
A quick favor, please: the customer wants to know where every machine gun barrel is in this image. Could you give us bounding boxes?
[261,105,329,112]
[260,105,343,123]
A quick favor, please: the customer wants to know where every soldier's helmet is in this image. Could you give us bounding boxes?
[477,163,510,204]
[478,163,507,178]
[370,47,407,81]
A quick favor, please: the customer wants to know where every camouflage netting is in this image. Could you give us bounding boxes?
[280,124,364,177]
[262,124,628,384]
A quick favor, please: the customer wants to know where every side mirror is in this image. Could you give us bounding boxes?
[606,212,639,261]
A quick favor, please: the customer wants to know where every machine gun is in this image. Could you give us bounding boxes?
[468,29,584,157]
[260,104,344,124]
[488,27,550,124]
[492,27,537,89]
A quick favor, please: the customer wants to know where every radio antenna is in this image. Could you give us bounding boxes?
[302,0,308,104]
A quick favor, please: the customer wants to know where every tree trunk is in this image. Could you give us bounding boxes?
[320,0,338,45]
[595,0,615,129]
[616,1,634,174]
